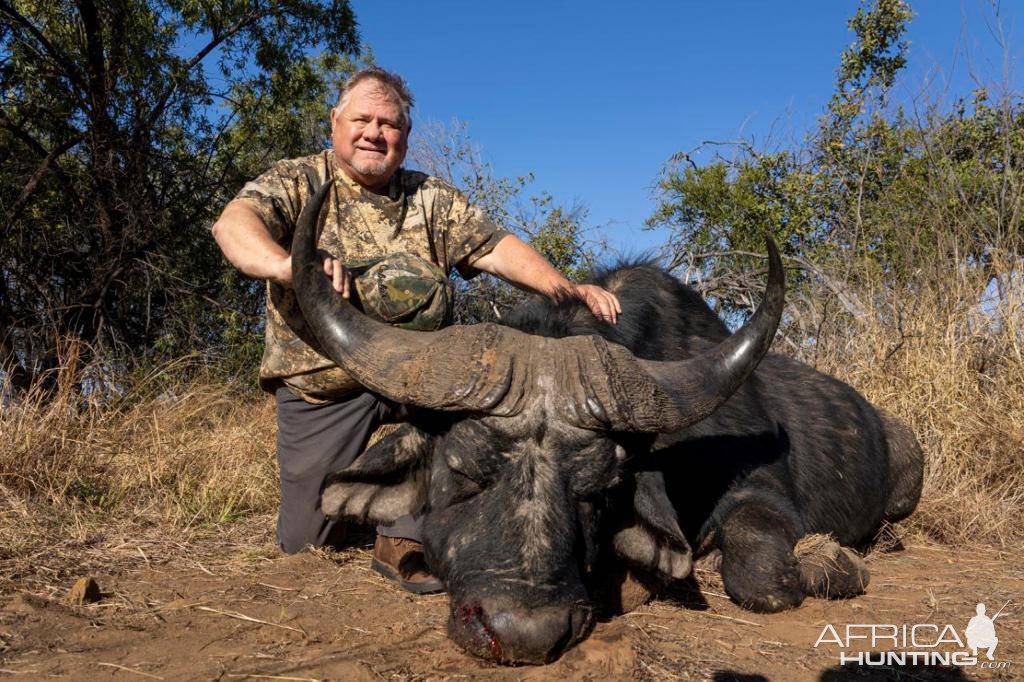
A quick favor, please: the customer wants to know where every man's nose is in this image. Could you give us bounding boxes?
[362,120,382,141]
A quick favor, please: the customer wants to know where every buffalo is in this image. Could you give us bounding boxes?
[290,178,924,665]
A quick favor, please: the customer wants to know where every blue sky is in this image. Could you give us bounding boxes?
[351,1,1021,253]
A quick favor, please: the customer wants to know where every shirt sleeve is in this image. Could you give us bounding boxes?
[443,189,512,280]
[230,159,308,243]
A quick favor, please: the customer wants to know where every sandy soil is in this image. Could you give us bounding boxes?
[1,519,1021,681]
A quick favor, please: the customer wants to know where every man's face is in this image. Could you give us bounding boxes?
[331,79,409,190]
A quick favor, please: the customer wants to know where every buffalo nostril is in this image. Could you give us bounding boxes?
[453,603,504,660]
[488,608,572,664]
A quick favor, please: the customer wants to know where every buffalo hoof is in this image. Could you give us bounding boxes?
[738,583,805,613]
[720,546,805,613]
[795,534,870,599]
[591,565,664,616]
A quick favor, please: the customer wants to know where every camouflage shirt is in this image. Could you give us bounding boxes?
[232,150,510,401]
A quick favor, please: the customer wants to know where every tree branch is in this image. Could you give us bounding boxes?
[0,112,48,157]
[0,0,88,91]
[76,0,110,125]
[3,133,84,228]
[671,248,866,317]
[139,4,276,136]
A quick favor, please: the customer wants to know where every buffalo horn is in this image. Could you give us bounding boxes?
[634,235,785,432]
[290,177,518,411]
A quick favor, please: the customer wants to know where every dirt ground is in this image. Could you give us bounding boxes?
[1,518,1021,681]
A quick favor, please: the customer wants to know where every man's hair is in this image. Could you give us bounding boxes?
[336,66,414,131]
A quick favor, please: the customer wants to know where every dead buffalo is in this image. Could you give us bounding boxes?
[290,179,924,665]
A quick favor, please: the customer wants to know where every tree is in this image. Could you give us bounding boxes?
[648,0,1023,347]
[0,0,360,389]
[409,119,595,323]
[646,0,917,305]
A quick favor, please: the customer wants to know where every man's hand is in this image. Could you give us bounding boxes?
[571,283,622,324]
[266,253,350,298]
[321,257,352,298]
[473,234,624,325]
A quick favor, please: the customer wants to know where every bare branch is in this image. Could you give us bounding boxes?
[672,248,866,317]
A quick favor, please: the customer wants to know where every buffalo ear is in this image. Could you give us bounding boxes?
[611,470,692,580]
[321,424,431,523]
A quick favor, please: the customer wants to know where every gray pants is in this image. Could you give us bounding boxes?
[275,387,422,554]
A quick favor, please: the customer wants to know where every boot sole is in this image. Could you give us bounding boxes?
[371,558,445,595]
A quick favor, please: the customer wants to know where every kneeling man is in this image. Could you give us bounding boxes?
[212,66,620,593]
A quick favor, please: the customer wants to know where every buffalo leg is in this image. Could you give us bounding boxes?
[794,534,870,599]
[716,496,806,613]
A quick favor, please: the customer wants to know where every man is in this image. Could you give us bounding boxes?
[211,66,621,593]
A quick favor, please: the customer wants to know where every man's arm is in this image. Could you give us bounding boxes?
[211,200,351,295]
[472,234,621,324]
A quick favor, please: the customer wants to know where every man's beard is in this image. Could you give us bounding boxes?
[351,156,391,177]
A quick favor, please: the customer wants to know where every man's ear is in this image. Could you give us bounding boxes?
[322,424,430,523]
[611,470,692,581]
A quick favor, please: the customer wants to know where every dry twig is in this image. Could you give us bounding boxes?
[195,606,305,635]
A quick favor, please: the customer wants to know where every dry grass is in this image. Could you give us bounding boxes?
[0,348,279,598]
[0,344,278,532]
[805,266,1024,547]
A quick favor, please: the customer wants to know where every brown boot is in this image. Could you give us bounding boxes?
[371,536,444,595]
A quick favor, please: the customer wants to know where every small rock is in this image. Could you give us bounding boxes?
[67,577,102,605]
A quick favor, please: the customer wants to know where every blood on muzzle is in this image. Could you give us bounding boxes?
[447,598,593,665]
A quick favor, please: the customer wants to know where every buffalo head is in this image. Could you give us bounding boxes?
[291,179,785,664]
